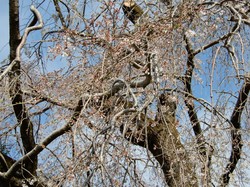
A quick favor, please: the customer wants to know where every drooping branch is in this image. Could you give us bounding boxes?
[81,74,151,102]
[0,98,83,181]
[23,90,75,110]
[14,5,43,62]
[8,3,44,178]
[220,74,250,186]
[0,3,43,81]
[192,3,242,56]
[121,93,198,186]
[182,5,245,183]
[183,11,241,158]
[183,33,207,158]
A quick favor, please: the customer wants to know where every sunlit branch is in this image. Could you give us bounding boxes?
[193,3,242,56]
[224,4,242,78]
[0,5,43,81]
[192,26,238,56]
[23,90,75,110]
[0,99,83,180]
[183,32,213,185]
[53,0,67,28]
[7,3,44,178]
[80,73,151,101]
[45,146,66,171]
[16,5,43,61]
[178,90,231,127]
[183,33,207,157]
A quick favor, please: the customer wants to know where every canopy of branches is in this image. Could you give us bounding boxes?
[0,0,250,186]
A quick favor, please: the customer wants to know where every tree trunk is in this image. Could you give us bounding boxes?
[121,94,198,186]
[8,0,37,179]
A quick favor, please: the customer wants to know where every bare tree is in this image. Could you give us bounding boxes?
[0,0,250,186]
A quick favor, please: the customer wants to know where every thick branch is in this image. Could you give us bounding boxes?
[81,75,151,101]
[182,2,242,161]
[183,34,207,158]
[0,152,15,172]
[121,94,198,186]
[8,3,43,177]
[220,74,250,186]
[192,3,241,56]
[53,0,67,28]
[0,99,83,181]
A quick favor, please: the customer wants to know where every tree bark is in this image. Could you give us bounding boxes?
[9,0,37,178]
[121,94,198,186]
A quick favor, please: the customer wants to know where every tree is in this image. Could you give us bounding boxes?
[0,0,250,186]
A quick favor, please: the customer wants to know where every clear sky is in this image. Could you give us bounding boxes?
[0,2,9,63]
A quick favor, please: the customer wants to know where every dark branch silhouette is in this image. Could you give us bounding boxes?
[220,75,250,186]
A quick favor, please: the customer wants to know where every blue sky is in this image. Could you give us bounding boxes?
[0,2,9,63]
[1,1,249,185]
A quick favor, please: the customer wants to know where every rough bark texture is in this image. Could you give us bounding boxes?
[8,0,37,178]
[121,93,198,187]
[220,75,250,186]
[1,1,44,186]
